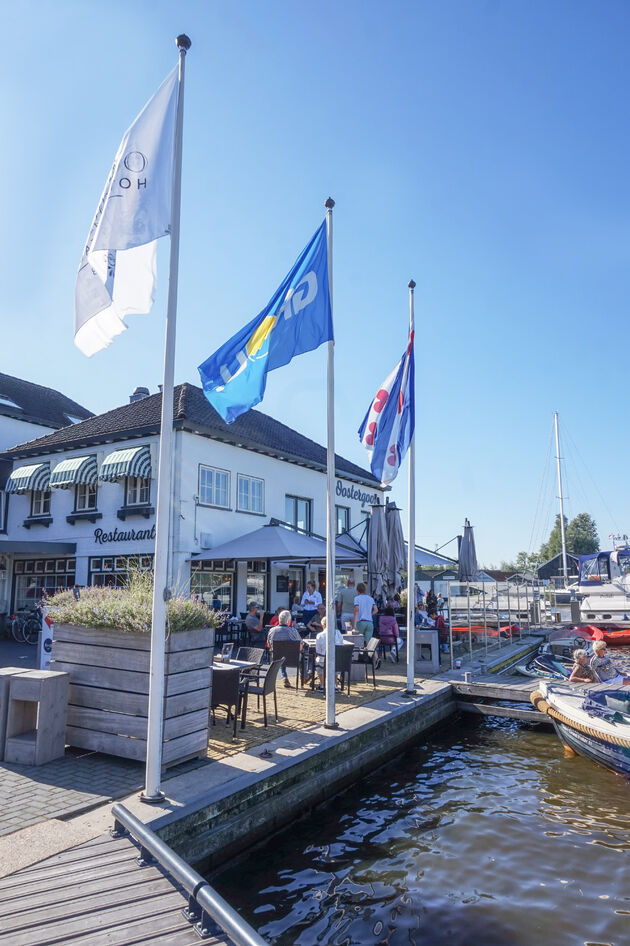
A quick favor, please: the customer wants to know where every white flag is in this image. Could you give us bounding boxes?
[74,66,179,357]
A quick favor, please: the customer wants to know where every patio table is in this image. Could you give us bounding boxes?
[211,659,258,730]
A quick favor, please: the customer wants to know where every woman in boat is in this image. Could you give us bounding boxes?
[569,649,597,684]
[589,640,630,687]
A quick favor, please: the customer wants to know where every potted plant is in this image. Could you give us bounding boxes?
[49,572,223,766]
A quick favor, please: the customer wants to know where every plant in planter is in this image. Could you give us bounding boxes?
[48,572,224,766]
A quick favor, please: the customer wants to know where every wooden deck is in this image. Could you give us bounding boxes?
[0,831,230,946]
[449,673,549,723]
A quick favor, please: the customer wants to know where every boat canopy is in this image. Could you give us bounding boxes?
[578,549,630,585]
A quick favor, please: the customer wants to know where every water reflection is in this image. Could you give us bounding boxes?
[212,716,630,945]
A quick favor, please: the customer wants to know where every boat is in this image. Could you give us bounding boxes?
[571,623,630,647]
[515,639,583,680]
[531,681,630,777]
[576,548,630,629]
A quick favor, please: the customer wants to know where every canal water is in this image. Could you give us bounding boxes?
[213,690,630,944]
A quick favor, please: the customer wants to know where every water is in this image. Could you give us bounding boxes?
[212,707,630,944]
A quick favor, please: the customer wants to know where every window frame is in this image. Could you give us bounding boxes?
[285,494,313,534]
[236,474,264,515]
[74,482,98,512]
[335,504,350,536]
[198,464,231,509]
[125,476,151,506]
[31,489,51,517]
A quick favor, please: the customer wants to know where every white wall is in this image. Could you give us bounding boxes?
[0,415,56,453]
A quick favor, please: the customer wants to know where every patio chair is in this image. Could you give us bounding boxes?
[210,667,242,739]
[235,646,265,666]
[246,658,285,727]
[320,644,353,696]
[353,636,381,687]
[269,640,301,690]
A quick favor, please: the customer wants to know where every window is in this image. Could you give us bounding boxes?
[246,569,265,608]
[285,495,312,533]
[190,568,233,611]
[237,474,264,514]
[13,558,75,610]
[31,489,51,517]
[199,465,230,508]
[75,482,97,511]
[335,505,350,535]
[126,476,150,506]
[89,553,153,588]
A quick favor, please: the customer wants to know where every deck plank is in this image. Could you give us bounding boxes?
[0,834,232,946]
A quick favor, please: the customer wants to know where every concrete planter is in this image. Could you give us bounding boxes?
[51,624,214,766]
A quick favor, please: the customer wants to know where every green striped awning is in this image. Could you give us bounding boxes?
[99,445,152,482]
[50,455,98,489]
[5,462,50,494]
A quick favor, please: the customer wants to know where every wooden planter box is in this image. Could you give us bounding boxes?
[51,624,214,767]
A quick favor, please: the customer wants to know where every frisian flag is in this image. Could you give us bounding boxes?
[198,221,332,423]
[358,330,415,485]
[74,66,179,357]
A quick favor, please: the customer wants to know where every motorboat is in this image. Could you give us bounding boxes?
[531,681,630,777]
[571,623,630,647]
[576,548,630,628]
[515,639,584,680]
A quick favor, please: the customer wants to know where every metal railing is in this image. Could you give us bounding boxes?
[111,803,267,945]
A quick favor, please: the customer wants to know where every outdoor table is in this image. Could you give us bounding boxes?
[211,658,258,730]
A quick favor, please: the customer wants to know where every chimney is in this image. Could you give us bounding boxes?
[129,386,150,403]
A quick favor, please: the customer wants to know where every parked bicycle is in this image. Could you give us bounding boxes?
[10,607,42,645]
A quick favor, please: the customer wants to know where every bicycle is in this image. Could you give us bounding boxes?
[10,608,41,645]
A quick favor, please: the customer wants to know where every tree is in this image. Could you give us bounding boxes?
[566,512,599,555]
[514,550,541,573]
[539,514,568,562]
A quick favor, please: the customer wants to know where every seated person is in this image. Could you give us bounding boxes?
[244,602,263,638]
[414,605,428,627]
[269,607,284,627]
[267,610,302,689]
[378,607,400,662]
[314,617,344,689]
[428,609,447,645]
[589,640,630,686]
[569,649,597,684]
[307,603,326,635]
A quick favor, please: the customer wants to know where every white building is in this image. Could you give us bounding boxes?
[0,372,92,615]
[1,383,386,616]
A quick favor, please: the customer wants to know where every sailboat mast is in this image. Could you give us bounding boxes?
[554,411,568,584]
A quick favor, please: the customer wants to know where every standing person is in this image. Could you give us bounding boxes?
[353,582,378,643]
[336,578,356,630]
[267,610,302,688]
[378,606,400,662]
[300,581,322,628]
[425,588,437,614]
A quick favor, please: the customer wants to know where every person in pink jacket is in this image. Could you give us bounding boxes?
[378,606,400,662]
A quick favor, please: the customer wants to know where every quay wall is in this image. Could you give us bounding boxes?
[154,683,455,870]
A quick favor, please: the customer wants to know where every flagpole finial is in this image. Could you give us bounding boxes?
[408,279,416,289]
[176,34,191,51]
[325,197,335,209]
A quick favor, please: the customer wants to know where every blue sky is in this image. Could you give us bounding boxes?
[2,0,629,564]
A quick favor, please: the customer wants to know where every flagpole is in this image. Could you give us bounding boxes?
[142,34,190,803]
[405,280,417,695]
[324,197,337,728]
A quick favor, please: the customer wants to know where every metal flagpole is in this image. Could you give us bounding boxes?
[142,34,190,803]
[324,197,337,728]
[554,411,568,586]
[405,280,417,695]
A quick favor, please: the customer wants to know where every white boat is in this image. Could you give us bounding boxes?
[577,548,630,628]
[532,680,630,777]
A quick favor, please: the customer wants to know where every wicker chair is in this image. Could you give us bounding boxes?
[269,639,301,690]
[246,658,285,727]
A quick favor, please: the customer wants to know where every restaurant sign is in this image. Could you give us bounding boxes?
[93,524,156,545]
[335,480,381,508]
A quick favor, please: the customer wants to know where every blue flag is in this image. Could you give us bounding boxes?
[198,222,332,423]
[358,330,415,485]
